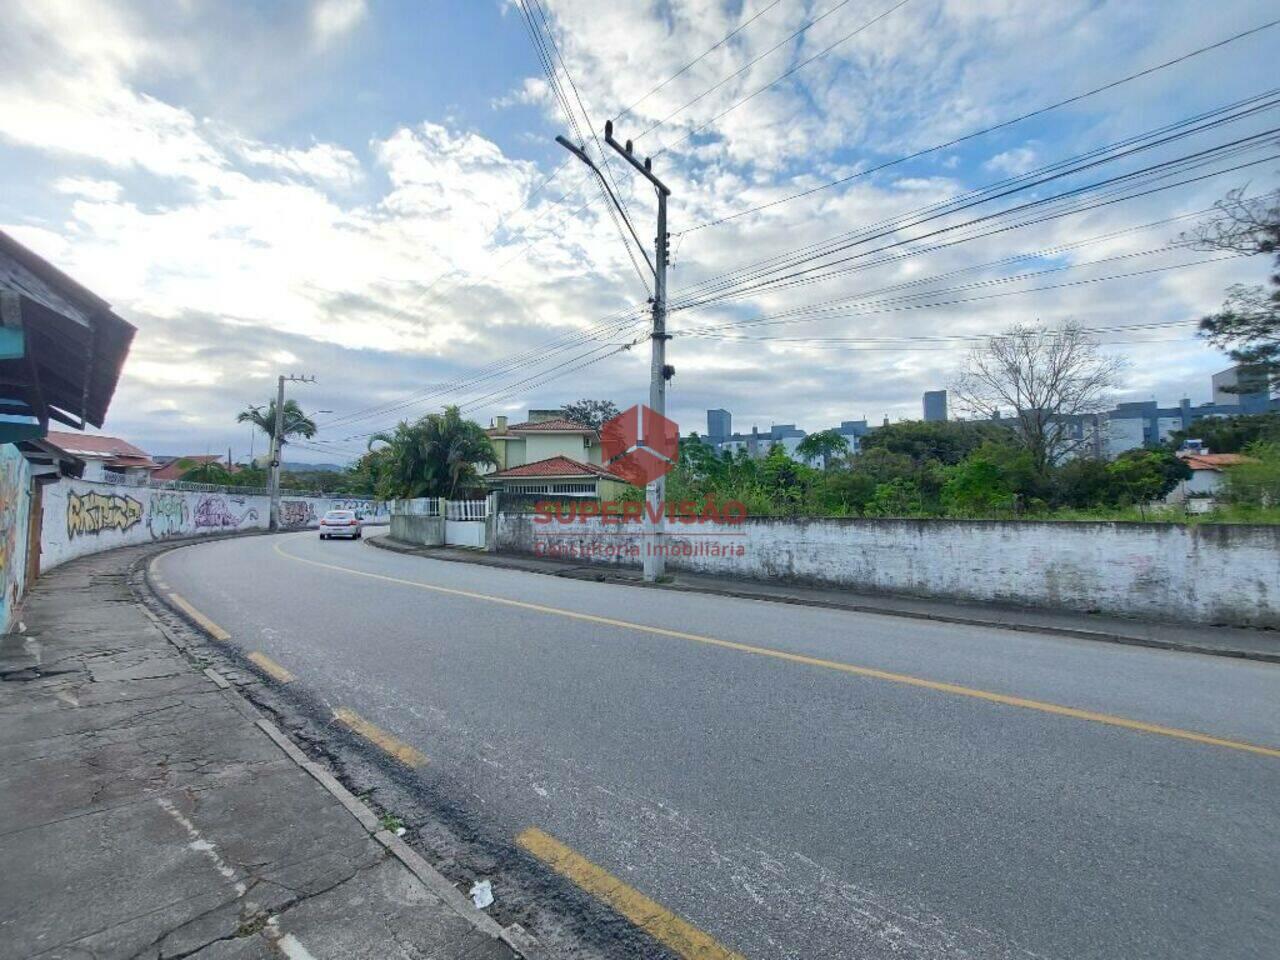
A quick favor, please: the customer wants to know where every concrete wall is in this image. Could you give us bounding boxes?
[0,445,33,630]
[38,477,379,571]
[390,513,444,546]
[496,514,1280,628]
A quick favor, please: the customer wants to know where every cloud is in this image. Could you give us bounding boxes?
[52,177,124,202]
[2,0,1276,461]
[492,77,552,110]
[984,146,1039,176]
[311,0,368,48]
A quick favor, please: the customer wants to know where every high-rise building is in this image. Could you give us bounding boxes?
[1211,364,1271,412]
[923,390,948,422]
[706,408,731,441]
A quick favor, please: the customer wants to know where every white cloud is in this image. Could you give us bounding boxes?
[52,177,124,202]
[492,77,552,110]
[232,139,363,187]
[311,0,368,48]
[984,146,1039,176]
[2,0,1276,460]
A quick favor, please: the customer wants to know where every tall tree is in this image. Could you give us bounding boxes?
[369,405,496,499]
[795,429,850,468]
[562,399,620,430]
[236,399,317,449]
[951,322,1125,476]
[1187,188,1280,393]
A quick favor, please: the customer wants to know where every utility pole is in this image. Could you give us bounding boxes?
[268,374,315,531]
[555,122,673,580]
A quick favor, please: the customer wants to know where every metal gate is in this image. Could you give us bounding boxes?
[445,498,488,548]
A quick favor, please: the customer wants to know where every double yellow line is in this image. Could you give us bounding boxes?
[271,542,1280,760]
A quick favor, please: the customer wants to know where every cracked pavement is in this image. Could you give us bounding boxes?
[0,545,516,960]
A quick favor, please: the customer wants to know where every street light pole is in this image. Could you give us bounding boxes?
[267,374,315,532]
[555,123,673,581]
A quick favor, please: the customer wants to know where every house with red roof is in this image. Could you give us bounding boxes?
[482,412,630,497]
[43,431,159,482]
[1169,450,1254,503]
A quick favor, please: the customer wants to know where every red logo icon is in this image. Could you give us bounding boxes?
[600,404,679,486]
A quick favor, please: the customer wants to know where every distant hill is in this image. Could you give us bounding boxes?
[282,461,344,473]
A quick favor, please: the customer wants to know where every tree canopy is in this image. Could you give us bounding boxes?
[1190,188,1280,394]
[368,405,496,499]
[951,322,1125,476]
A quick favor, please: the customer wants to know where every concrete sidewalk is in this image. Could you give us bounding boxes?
[368,535,1280,663]
[0,543,525,960]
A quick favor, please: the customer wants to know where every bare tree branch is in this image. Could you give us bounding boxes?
[950,322,1126,474]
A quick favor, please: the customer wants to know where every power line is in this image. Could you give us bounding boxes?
[677,255,1245,338]
[519,0,651,293]
[614,0,785,123]
[669,90,1279,306]
[663,92,1280,309]
[668,103,1280,310]
[676,17,1280,234]
[654,0,916,158]
[633,0,856,143]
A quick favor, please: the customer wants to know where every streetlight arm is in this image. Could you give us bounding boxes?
[554,136,656,278]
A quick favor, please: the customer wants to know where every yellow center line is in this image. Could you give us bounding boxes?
[517,827,746,960]
[247,651,296,684]
[272,542,1280,759]
[333,707,428,768]
[167,591,232,642]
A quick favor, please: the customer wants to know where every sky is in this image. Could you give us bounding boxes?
[1,0,1278,463]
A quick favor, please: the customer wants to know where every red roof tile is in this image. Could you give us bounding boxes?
[1179,452,1253,471]
[488,418,595,435]
[486,456,623,480]
[44,431,158,469]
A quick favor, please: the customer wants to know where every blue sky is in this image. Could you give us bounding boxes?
[1,0,1277,462]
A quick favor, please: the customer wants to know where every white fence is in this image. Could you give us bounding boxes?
[390,497,491,548]
[392,497,442,516]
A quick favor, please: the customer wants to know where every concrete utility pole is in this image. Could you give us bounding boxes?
[556,123,673,580]
[267,374,315,531]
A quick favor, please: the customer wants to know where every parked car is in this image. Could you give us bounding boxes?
[319,509,362,540]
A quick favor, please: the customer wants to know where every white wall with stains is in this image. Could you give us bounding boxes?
[496,514,1280,628]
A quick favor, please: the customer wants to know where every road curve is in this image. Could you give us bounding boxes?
[157,531,1280,960]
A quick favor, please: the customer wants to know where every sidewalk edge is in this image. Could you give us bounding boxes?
[131,542,544,960]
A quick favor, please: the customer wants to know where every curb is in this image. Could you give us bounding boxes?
[364,535,1280,665]
[131,542,544,960]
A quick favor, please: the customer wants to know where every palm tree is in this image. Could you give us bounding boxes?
[369,405,496,499]
[236,399,317,451]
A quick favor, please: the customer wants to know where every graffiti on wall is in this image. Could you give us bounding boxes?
[279,500,316,528]
[194,495,259,529]
[148,492,190,539]
[67,490,143,539]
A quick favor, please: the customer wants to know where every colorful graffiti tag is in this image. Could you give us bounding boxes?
[194,495,259,529]
[279,500,316,528]
[67,490,144,539]
[148,492,190,539]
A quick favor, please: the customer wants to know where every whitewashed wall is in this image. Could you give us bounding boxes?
[496,514,1280,628]
[39,478,379,571]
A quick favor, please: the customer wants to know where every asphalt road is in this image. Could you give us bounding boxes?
[158,532,1280,960]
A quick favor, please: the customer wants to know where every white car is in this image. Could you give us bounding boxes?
[319,510,362,540]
